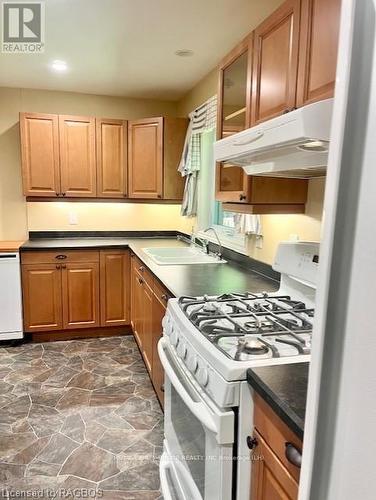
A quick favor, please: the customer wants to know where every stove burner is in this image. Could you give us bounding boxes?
[238,338,269,355]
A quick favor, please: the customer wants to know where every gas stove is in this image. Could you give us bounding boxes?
[178,291,313,361]
[162,242,319,386]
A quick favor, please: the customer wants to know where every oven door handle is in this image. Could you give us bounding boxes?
[158,338,218,435]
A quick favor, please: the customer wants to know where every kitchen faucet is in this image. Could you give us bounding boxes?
[203,227,223,259]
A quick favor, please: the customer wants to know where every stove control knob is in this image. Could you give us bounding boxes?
[170,329,179,347]
[197,367,209,387]
[177,342,187,359]
[186,354,198,373]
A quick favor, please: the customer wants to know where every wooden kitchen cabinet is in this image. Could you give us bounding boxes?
[96,118,127,198]
[131,258,144,348]
[128,117,187,200]
[250,394,302,500]
[251,0,301,125]
[21,264,63,331]
[62,262,100,329]
[297,0,341,106]
[59,115,97,197]
[100,250,130,326]
[151,281,169,407]
[21,250,101,335]
[20,113,60,197]
[216,36,252,203]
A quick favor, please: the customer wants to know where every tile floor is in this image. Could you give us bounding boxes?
[0,335,163,499]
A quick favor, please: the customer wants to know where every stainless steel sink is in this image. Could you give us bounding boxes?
[142,247,227,265]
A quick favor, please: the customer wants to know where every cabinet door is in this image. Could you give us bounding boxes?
[96,118,127,198]
[100,250,130,326]
[59,115,96,197]
[128,118,163,199]
[152,290,167,407]
[142,281,153,373]
[131,261,144,348]
[216,37,252,203]
[297,0,341,106]
[20,113,60,197]
[250,430,299,500]
[62,262,100,329]
[22,264,62,331]
[251,0,300,125]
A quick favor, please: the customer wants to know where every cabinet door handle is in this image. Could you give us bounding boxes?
[139,266,144,272]
[285,442,302,468]
[56,192,60,197]
[62,192,66,197]
[137,277,144,285]
[157,194,162,199]
[55,254,67,260]
[161,294,168,301]
[55,264,60,269]
[239,194,246,201]
[61,264,67,269]
[246,436,258,450]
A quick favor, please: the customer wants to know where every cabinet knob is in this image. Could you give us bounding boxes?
[157,194,162,199]
[161,294,168,301]
[56,192,60,197]
[160,384,165,393]
[137,277,144,285]
[139,266,144,272]
[61,264,67,269]
[246,436,258,450]
[62,192,66,197]
[285,442,302,468]
[239,194,246,201]
[55,264,60,269]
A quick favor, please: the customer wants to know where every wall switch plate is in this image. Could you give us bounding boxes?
[289,234,300,242]
[69,212,78,225]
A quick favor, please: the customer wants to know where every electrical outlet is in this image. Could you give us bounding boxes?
[69,212,78,225]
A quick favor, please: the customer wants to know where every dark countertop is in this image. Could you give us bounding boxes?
[247,363,309,440]
[21,237,279,298]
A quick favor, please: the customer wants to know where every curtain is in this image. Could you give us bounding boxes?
[179,96,217,217]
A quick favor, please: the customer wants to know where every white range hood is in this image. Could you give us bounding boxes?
[214,99,333,179]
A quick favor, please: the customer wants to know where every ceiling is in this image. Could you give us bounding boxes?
[0,0,282,101]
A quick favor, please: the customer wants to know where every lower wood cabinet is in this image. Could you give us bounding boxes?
[100,250,130,326]
[250,394,302,500]
[130,254,168,407]
[21,249,130,336]
[21,264,63,331]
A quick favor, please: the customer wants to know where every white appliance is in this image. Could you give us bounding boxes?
[214,99,333,179]
[299,1,376,499]
[158,241,319,500]
[0,252,23,340]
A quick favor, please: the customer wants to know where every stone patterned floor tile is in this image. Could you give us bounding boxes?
[0,335,162,496]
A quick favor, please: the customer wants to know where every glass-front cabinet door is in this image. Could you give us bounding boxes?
[216,35,252,203]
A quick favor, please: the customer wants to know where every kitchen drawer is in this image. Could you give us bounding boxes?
[153,278,171,306]
[254,393,302,482]
[131,254,154,290]
[21,250,100,265]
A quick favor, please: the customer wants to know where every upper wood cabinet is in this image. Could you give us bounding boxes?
[100,250,130,326]
[20,113,60,197]
[128,117,163,199]
[216,36,252,203]
[251,0,301,125]
[96,118,127,198]
[297,0,341,106]
[59,115,97,197]
[128,117,187,200]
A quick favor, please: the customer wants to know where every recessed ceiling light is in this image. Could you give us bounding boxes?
[50,60,68,72]
[175,49,194,57]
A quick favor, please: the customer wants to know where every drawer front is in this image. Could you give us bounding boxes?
[153,278,171,305]
[254,393,302,482]
[132,255,154,290]
[21,250,100,265]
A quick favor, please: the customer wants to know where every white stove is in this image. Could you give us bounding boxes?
[159,242,319,500]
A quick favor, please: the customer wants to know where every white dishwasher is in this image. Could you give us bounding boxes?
[0,252,23,340]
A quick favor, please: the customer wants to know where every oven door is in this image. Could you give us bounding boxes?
[158,338,235,500]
